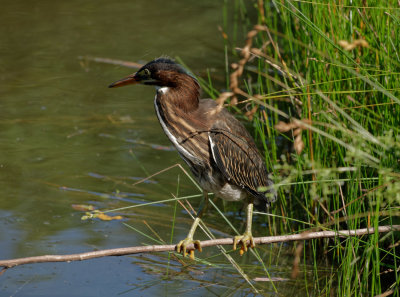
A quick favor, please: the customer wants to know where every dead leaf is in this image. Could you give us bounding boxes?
[338,39,369,51]
[275,121,298,132]
[96,213,123,221]
[245,105,258,120]
[81,210,123,221]
[72,204,95,212]
[294,133,305,154]
[275,121,306,154]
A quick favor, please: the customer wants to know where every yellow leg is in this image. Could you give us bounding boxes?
[233,203,255,255]
[176,217,202,258]
[176,192,208,259]
[197,192,209,217]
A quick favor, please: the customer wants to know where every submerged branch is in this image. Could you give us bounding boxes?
[1,225,398,270]
[78,56,143,69]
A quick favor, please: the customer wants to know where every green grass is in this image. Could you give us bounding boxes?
[208,0,400,295]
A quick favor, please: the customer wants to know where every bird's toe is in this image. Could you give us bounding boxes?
[176,238,202,259]
[233,232,255,255]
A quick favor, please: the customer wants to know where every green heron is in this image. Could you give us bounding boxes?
[109,58,276,257]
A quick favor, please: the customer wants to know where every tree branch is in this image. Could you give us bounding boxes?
[1,225,398,270]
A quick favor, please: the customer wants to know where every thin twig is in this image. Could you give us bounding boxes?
[1,225,398,270]
[78,56,143,69]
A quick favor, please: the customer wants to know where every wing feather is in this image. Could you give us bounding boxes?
[209,125,276,210]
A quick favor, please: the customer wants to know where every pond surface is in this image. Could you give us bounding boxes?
[0,1,305,296]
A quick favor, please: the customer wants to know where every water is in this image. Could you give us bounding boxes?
[0,1,300,296]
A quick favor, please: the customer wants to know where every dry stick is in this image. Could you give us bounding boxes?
[78,56,143,69]
[1,225,399,269]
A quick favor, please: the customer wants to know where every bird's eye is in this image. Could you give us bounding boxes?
[137,68,151,78]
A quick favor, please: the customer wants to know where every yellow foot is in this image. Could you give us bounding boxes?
[233,232,255,255]
[176,238,202,259]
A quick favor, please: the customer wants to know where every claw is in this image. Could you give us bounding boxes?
[176,238,202,258]
[233,232,255,255]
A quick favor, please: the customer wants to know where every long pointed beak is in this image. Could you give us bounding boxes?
[108,74,139,88]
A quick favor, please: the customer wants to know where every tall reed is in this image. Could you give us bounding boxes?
[215,0,400,295]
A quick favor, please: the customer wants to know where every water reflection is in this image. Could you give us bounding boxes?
[0,0,231,295]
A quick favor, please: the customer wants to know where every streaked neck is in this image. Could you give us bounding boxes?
[156,74,200,113]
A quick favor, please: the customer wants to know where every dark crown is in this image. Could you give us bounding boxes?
[141,58,194,78]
